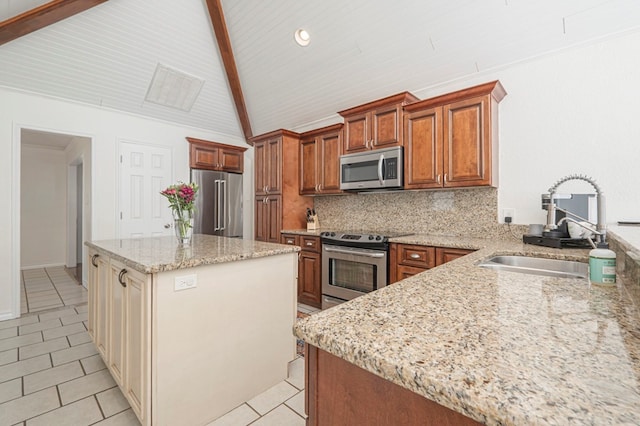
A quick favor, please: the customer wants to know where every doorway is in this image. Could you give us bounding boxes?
[19,128,92,316]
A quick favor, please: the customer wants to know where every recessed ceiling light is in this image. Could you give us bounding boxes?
[294,28,310,47]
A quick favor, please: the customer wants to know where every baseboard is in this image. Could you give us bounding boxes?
[21,263,66,270]
[0,310,19,321]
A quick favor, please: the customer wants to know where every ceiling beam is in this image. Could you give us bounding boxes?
[0,0,108,46]
[204,0,254,143]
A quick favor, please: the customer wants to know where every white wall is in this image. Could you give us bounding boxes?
[21,145,67,268]
[1,88,250,319]
[410,31,640,226]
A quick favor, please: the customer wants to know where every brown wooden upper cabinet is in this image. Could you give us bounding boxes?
[299,124,343,195]
[403,81,506,189]
[338,92,419,154]
[254,136,283,196]
[187,137,247,173]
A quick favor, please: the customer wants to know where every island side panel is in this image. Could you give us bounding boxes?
[151,252,298,425]
[306,345,481,426]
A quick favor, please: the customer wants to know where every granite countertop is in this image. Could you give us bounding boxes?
[86,234,299,274]
[294,231,640,425]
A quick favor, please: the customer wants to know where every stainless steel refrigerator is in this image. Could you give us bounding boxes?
[191,169,243,238]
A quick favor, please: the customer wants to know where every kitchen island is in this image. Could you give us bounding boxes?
[86,234,299,426]
[294,229,640,425]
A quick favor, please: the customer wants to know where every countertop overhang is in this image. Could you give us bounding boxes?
[293,228,640,425]
[86,234,299,274]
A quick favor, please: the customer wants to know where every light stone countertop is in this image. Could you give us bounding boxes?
[86,234,299,274]
[293,232,640,425]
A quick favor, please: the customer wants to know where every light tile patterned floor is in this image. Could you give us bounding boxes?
[1,268,313,425]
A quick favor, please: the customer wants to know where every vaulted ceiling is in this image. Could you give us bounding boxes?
[1,0,639,142]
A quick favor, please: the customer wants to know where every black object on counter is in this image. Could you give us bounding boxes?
[523,234,592,249]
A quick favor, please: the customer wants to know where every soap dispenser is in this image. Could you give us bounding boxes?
[589,243,616,285]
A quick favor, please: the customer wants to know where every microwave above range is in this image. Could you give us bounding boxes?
[339,146,403,191]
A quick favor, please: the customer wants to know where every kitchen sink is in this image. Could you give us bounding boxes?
[477,255,588,279]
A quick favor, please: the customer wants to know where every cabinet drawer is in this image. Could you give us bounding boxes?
[300,236,320,253]
[281,234,300,246]
[395,265,427,281]
[397,244,435,269]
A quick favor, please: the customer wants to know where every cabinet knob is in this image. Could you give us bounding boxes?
[118,269,127,288]
[410,253,421,259]
[91,254,99,267]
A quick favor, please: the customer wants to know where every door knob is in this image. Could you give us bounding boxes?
[164,223,171,229]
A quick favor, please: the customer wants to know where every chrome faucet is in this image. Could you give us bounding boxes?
[545,174,607,245]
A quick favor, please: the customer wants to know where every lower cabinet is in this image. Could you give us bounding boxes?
[390,243,474,283]
[282,234,322,308]
[88,249,151,425]
[305,344,481,425]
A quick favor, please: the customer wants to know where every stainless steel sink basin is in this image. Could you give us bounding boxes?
[478,255,588,279]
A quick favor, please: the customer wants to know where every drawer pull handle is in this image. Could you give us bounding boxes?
[306,242,314,246]
[118,269,127,288]
[91,254,99,267]
[410,254,421,259]
[287,239,294,244]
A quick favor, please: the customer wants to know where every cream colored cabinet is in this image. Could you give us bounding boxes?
[88,250,109,359]
[89,253,151,425]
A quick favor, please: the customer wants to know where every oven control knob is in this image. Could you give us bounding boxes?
[368,235,374,240]
[376,236,382,241]
[330,232,336,237]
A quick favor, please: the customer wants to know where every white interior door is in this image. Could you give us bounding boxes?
[119,142,173,238]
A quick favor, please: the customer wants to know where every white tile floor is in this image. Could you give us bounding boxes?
[0,268,318,425]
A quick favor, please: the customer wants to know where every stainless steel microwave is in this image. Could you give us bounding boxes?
[339,146,403,191]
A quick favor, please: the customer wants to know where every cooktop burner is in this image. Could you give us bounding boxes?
[320,230,413,245]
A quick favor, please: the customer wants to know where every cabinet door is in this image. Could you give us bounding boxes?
[87,250,98,341]
[265,138,282,194]
[219,147,244,173]
[95,254,110,359]
[254,196,268,241]
[299,137,318,195]
[265,195,282,243]
[435,247,474,266]
[124,268,150,423]
[343,113,369,153]
[108,261,127,387]
[254,141,267,196]
[371,104,402,149]
[318,131,342,193]
[190,144,220,170]
[299,250,321,308]
[443,95,491,187]
[404,107,443,189]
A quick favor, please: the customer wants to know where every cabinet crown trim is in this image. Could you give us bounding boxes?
[404,81,506,112]
[300,123,343,138]
[249,129,300,143]
[338,91,419,117]
[186,137,248,152]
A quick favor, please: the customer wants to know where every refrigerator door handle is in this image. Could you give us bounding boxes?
[220,180,227,231]
[214,180,221,231]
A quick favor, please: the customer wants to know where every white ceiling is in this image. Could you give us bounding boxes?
[21,128,78,150]
[1,0,639,141]
[0,0,50,21]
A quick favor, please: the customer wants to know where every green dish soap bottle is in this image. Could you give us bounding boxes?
[589,243,616,285]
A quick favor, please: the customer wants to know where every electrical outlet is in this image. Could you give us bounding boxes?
[174,274,197,291]
[502,208,515,223]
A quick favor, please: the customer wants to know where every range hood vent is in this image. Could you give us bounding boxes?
[144,63,204,112]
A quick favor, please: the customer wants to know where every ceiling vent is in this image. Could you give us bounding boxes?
[144,63,204,112]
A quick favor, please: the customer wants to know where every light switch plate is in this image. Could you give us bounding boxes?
[174,274,197,291]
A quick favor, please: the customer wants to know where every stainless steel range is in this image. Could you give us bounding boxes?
[320,230,411,309]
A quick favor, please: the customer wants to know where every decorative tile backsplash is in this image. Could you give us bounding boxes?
[314,187,522,239]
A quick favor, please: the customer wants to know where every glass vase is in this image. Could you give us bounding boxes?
[173,210,194,246]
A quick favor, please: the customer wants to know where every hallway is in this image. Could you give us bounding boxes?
[20,267,88,315]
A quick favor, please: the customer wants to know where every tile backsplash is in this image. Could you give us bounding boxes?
[314,187,521,239]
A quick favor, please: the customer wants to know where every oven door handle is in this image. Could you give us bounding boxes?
[324,246,386,258]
